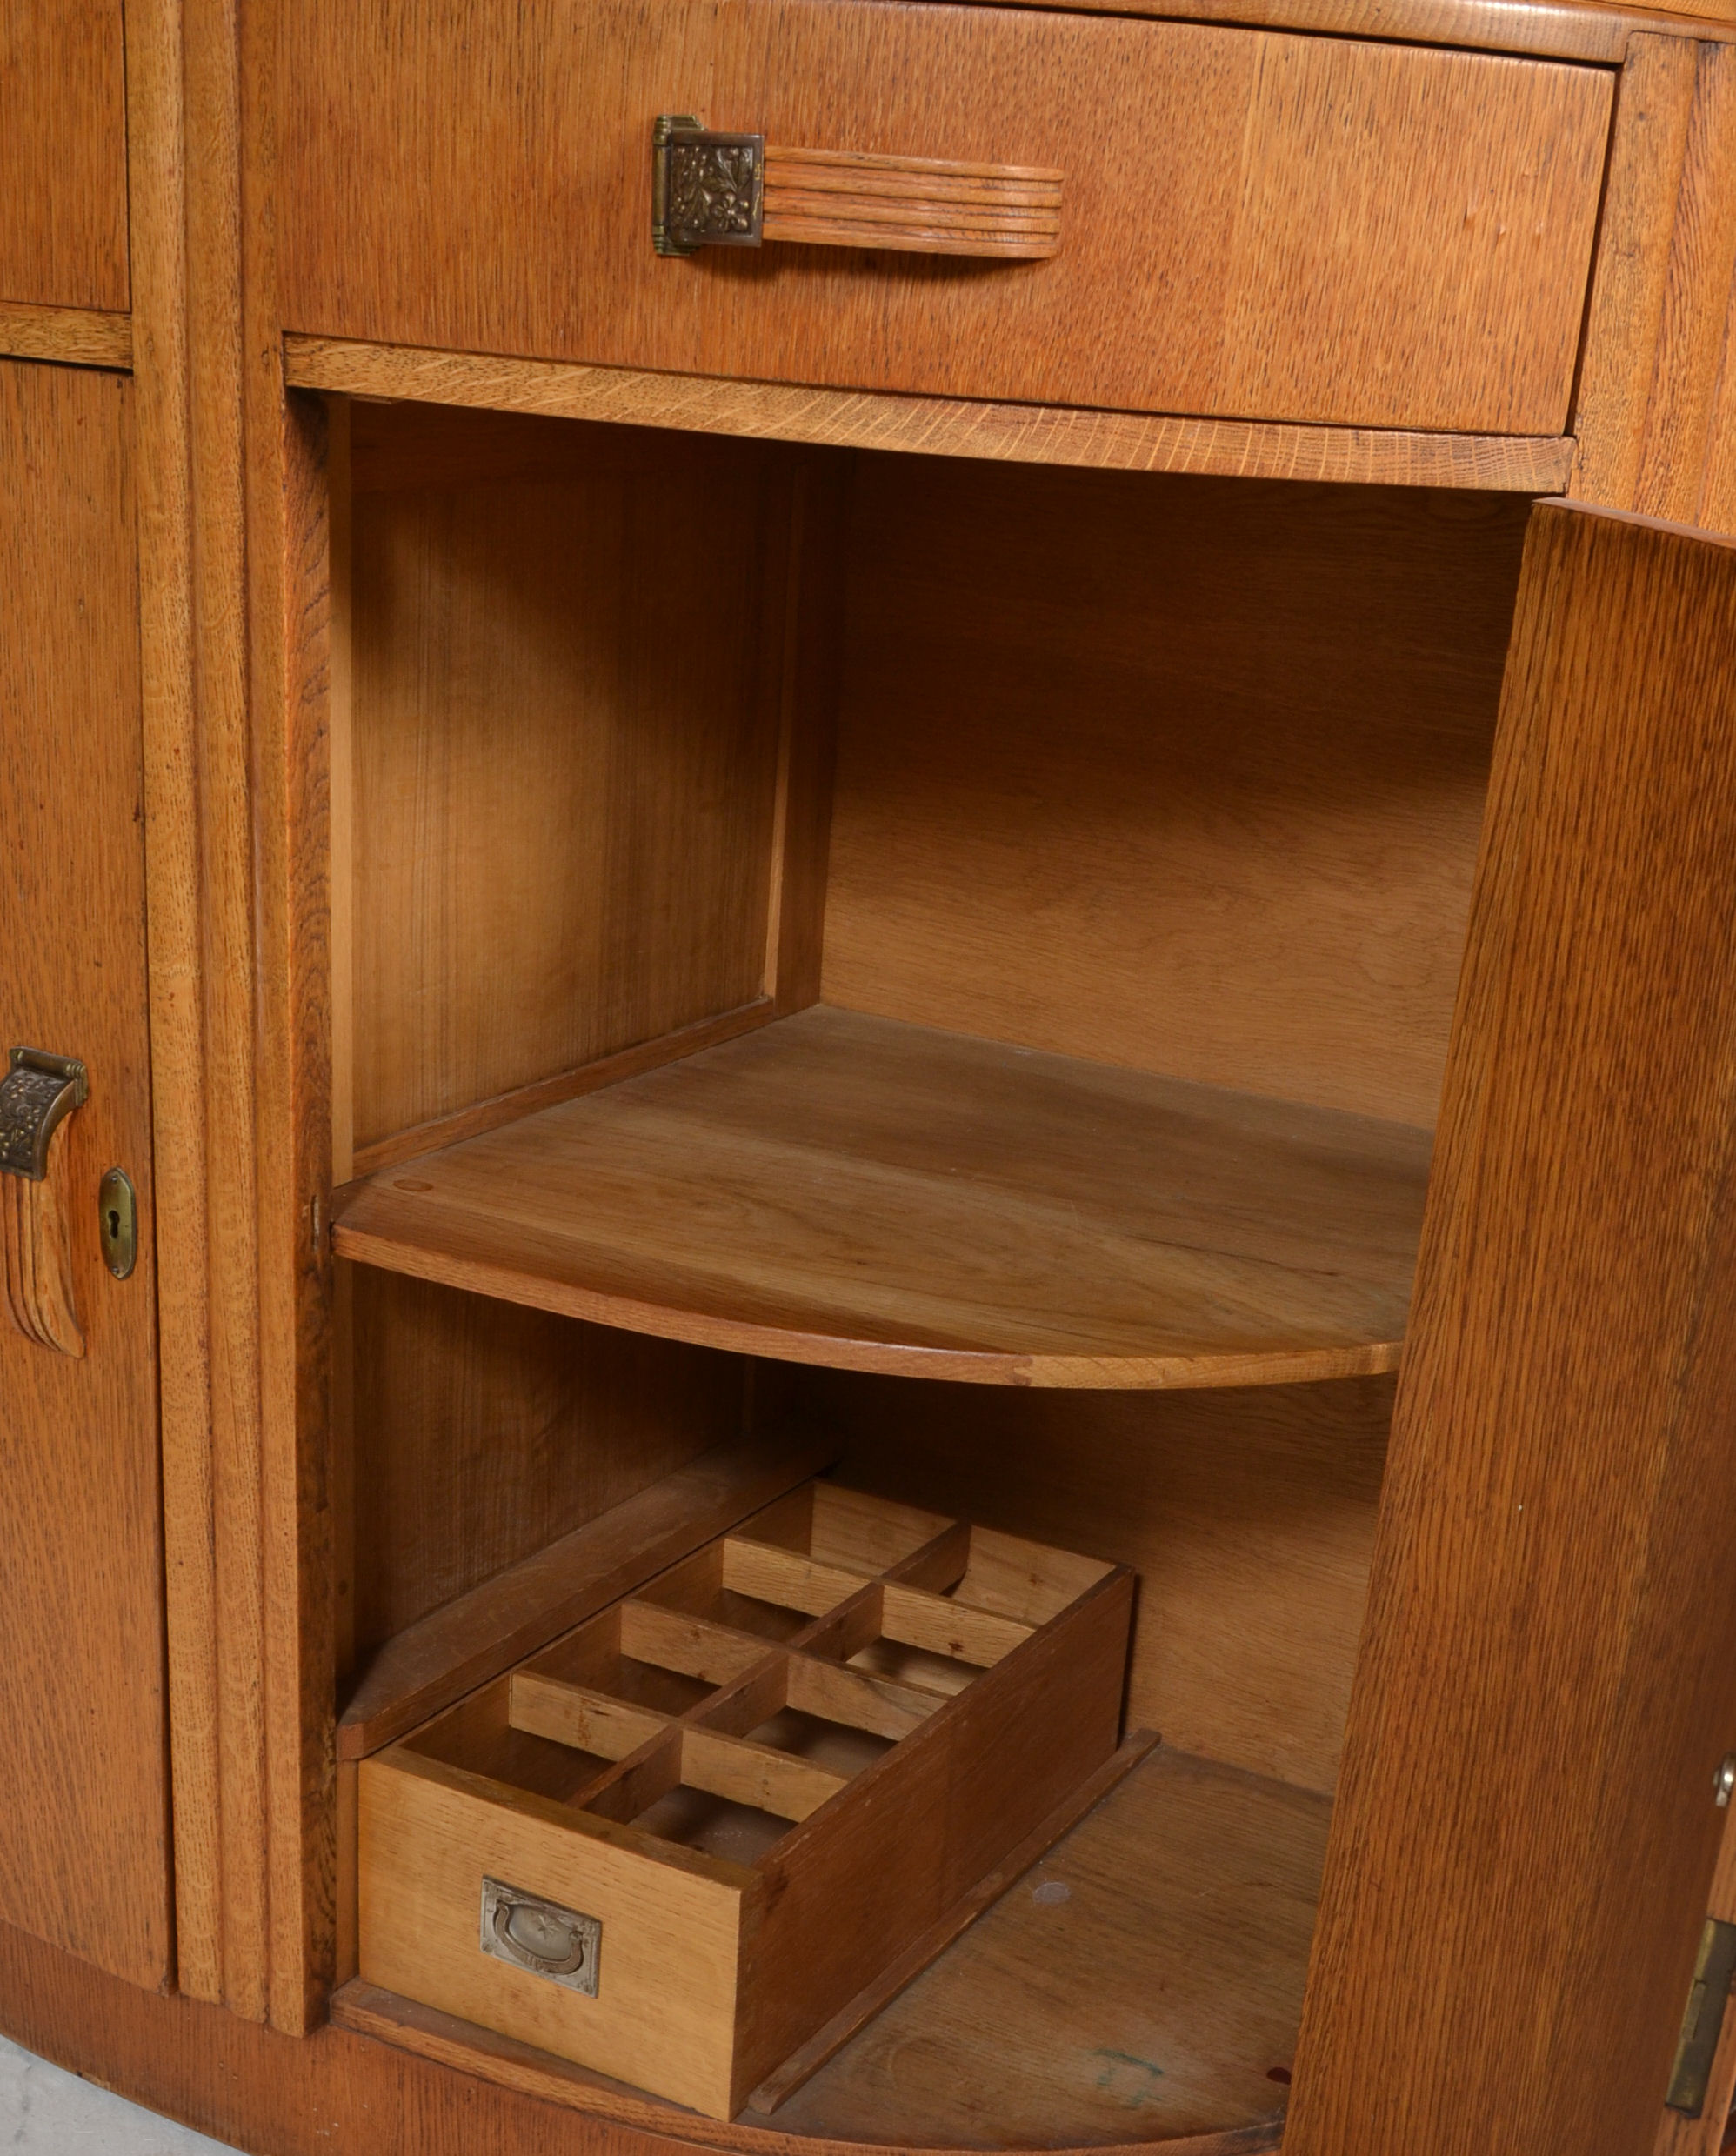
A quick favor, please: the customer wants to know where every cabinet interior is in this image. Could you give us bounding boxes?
[320,393,1535,2144]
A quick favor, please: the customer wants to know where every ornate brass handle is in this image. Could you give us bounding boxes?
[0,1047,87,1358]
[653,117,1063,260]
[478,1877,601,1995]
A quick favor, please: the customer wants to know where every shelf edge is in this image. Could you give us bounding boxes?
[284,336,1574,494]
[330,1216,1405,1392]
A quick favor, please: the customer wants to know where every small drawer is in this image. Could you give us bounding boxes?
[0,0,128,314]
[358,1481,1132,2119]
[280,0,1611,436]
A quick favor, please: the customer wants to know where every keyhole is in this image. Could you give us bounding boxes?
[97,1169,137,1279]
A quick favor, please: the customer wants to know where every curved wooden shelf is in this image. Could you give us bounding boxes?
[332,1008,1429,1388]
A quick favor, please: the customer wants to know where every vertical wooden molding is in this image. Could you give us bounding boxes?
[1285,503,1736,2156]
[258,389,338,2032]
[246,47,338,2038]
[1573,37,1736,522]
[327,396,353,1189]
[183,0,272,2026]
[123,0,224,2006]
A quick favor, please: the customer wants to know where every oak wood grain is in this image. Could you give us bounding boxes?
[286,338,1579,492]
[125,0,226,2006]
[333,1745,1309,2151]
[744,1732,1157,2113]
[0,0,128,311]
[362,1746,750,2118]
[359,1488,1133,2119]
[0,359,170,1987]
[339,1428,836,1759]
[980,0,1733,46]
[344,1270,752,1682]
[332,1005,1431,1389]
[825,460,1532,1127]
[0,1124,84,1356]
[0,1900,1279,2156]
[1572,37,1736,524]
[0,298,130,367]
[795,1368,1395,1795]
[278,1,1609,436]
[344,402,799,1157]
[731,1569,1134,2112]
[759,145,1062,257]
[1285,503,1736,2156]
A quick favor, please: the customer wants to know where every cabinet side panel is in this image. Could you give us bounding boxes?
[346,1272,750,1677]
[348,407,797,1153]
[1287,503,1736,2156]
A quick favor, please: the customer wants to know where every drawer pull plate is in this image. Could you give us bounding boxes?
[479,1877,601,1995]
[653,117,765,257]
[654,117,1062,260]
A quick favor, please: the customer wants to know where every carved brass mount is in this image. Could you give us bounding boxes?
[652,116,765,256]
[0,1047,87,1182]
[1,1047,88,1358]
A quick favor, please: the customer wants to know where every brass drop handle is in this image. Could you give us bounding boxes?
[652,117,1063,261]
[0,1047,88,1358]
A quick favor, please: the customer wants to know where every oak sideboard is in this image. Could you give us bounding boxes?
[6,3,1736,2153]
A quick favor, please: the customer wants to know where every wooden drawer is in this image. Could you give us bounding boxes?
[358,1480,1133,2119]
[280,0,1612,437]
[0,1,128,313]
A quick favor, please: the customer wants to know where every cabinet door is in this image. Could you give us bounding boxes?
[1286,498,1736,2155]
[0,361,170,1988]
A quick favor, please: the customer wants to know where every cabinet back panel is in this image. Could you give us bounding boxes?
[798,1366,1392,1794]
[343,1268,747,1683]
[823,462,1532,1126]
[348,404,795,1153]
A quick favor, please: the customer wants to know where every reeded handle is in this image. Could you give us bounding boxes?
[0,1048,86,1357]
[653,117,1063,260]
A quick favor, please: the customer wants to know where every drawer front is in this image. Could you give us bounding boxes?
[360,1755,746,2119]
[280,0,1611,436]
[0,1,128,312]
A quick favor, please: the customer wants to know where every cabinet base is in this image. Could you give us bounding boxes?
[0,1913,1275,2156]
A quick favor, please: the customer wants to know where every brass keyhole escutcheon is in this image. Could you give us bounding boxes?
[99,1167,138,1279]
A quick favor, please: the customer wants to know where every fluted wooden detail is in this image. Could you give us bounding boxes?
[762,145,1063,257]
[2,1124,84,1357]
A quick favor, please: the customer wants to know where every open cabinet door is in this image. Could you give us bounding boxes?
[0,360,170,1989]
[1285,497,1736,2156]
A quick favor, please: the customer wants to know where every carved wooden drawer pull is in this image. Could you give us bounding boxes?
[0,1047,87,1358]
[653,117,1063,260]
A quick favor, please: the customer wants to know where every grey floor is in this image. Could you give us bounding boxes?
[0,2036,244,2153]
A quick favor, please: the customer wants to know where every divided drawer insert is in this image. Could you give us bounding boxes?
[359,1481,1133,2119]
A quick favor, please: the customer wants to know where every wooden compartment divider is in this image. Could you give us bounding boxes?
[358,1482,1138,2118]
